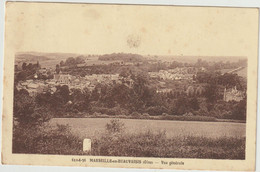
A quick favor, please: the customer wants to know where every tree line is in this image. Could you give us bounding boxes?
[14,71,246,122]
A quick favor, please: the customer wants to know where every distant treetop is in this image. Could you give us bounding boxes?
[98,53,145,62]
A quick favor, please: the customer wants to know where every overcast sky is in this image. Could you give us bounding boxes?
[5,2,258,57]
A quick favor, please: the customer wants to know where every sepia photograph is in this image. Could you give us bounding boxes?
[13,53,247,159]
[1,2,259,171]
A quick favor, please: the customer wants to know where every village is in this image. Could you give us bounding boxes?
[148,67,206,80]
[16,71,134,97]
[15,59,245,103]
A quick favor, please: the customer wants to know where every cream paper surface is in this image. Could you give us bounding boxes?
[2,2,258,171]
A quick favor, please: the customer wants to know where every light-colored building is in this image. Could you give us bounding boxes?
[148,67,196,81]
[54,74,72,84]
[223,86,244,102]
[156,88,172,93]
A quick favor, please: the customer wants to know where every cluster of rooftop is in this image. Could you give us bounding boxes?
[16,73,134,96]
[149,67,206,80]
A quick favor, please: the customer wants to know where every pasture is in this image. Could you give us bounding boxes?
[50,118,246,139]
[13,118,245,158]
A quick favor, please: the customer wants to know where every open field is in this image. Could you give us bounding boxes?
[14,119,245,159]
[13,118,245,159]
[50,118,246,139]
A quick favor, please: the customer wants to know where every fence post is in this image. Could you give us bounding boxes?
[83,138,91,152]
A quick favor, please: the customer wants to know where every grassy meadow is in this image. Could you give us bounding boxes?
[49,118,246,140]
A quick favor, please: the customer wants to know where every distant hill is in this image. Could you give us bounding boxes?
[219,67,247,78]
[99,53,145,62]
[150,55,247,63]
[15,52,83,68]
[227,67,247,78]
[16,53,50,63]
[15,52,248,69]
[16,52,81,61]
[235,67,247,78]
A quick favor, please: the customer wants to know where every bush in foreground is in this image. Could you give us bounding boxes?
[105,119,125,133]
[91,131,245,159]
[90,119,245,159]
[13,124,83,155]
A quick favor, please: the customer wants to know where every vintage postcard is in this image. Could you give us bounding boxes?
[1,2,259,171]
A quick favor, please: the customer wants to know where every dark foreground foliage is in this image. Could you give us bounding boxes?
[91,131,245,159]
[13,124,83,155]
[13,120,245,159]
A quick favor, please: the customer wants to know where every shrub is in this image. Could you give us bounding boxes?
[146,106,168,116]
[91,130,245,159]
[105,119,125,134]
[92,112,102,117]
[142,113,150,118]
[159,114,217,122]
[131,111,142,118]
[12,124,83,155]
[162,113,169,116]
[91,106,129,116]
